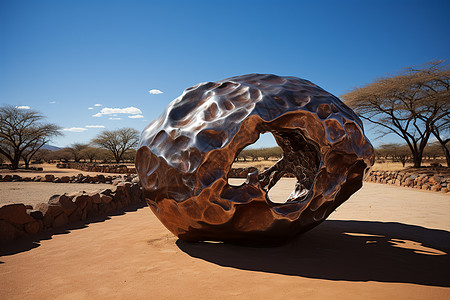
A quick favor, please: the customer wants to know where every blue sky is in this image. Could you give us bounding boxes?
[1,0,449,148]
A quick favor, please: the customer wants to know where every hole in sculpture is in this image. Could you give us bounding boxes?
[228,130,321,204]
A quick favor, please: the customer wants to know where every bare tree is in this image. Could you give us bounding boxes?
[0,105,61,169]
[342,60,450,168]
[92,128,139,163]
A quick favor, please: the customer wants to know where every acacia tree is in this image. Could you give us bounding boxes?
[67,143,89,162]
[342,61,450,167]
[0,105,61,169]
[92,128,139,163]
[80,146,101,162]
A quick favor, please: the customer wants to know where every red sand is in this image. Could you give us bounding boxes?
[0,181,449,299]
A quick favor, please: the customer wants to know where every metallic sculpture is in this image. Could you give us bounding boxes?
[136,74,374,245]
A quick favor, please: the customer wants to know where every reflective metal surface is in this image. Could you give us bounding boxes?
[136,74,374,245]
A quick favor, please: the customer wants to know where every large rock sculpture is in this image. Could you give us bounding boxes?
[136,74,374,245]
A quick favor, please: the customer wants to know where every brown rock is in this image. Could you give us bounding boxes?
[430,185,441,192]
[73,194,90,209]
[53,213,69,228]
[36,203,64,217]
[30,210,43,220]
[60,176,70,183]
[68,207,82,223]
[85,202,99,218]
[1,175,13,182]
[0,219,24,243]
[87,192,102,204]
[0,204,35,226]
[421,184,430,190]
[48,194,78,216]
[100,194,113,204]
[24,221,41,234]
[44,174,55,182]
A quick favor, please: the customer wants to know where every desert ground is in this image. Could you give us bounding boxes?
[0,171,449,299]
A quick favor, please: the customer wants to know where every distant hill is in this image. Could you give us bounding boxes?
[41,144,61,151]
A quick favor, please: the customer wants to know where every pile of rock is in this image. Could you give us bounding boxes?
[0,173,129,184]
[365,170,449,192]
[57,163,136,174]
[0,181,145,244]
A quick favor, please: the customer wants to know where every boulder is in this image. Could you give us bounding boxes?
[0,204,34,226]
[100,194,113,204]
[44,174,55,182]
[431,185,441,192]
[0,219,25,243]
[30,210,44,220]
[59,176,69,183]
[73,194,90,209]
[48,194,78,216]
[24,220,41,234]
[87,192,102,204]
[53,213,69,228]
[68,207,83,223]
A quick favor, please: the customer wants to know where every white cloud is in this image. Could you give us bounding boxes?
[94,103,102,107]
[61,127,88,132]
[85,125,105,128]
[92,106,142,118]
[49,101,56,104]
[149,89,163,95]
[16,105,30,109]
[88,107,94,110]
[109,117,122,120]
[128,115,144,119]
[101,107,142,115]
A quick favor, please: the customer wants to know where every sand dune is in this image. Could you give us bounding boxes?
[0,182,449,299]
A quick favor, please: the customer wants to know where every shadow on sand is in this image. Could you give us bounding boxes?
[0,202,147,258]
[177,220,450,287]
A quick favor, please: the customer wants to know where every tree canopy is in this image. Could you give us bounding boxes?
[0,105,61,169]
[342,60,450,167]
[92,128,139,163]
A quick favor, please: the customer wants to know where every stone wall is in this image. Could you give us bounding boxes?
[0,173,128,184]
[365,170,449,193]
[57,163,136,174]
[0,181,145,244]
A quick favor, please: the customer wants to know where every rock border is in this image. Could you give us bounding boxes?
[0,181,145,244]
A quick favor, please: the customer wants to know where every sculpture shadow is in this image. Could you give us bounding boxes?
[177,220,450,287]
[0,202,147,258]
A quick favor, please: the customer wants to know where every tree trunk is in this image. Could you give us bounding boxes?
[11,157,20,170]
[443,144,450,167]
[413,152,423,168]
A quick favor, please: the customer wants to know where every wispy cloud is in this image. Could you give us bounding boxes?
[109,117,122,120]
[16,105,30,109]
[85,125,105,128]
[88,107,94,110]
[128,115,144,119]
[149,89,163,95]
[61,127,88,132]
[93,106,142,118]
[49,101,56,104]
[94,103,102,107]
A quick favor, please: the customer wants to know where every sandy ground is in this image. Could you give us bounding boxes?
[0,182,114,207]
[0,181,449,299]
